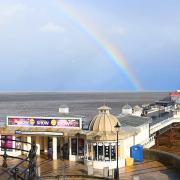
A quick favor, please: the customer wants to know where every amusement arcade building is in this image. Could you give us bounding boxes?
[0,105,150,169]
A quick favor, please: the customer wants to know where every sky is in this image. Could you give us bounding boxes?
[0,0,180,91]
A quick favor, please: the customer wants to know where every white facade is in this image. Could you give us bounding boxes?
[122,105,133,115]
[132,105,143,116]
[0,106,153,171]
[134,124,150,145]
[59,106,69,114]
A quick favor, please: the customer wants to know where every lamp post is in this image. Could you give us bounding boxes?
[114,122,121,180]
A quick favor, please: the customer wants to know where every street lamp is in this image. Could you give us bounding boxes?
[114,122,121,180]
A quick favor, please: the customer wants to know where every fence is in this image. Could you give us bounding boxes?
[0,136,37,180]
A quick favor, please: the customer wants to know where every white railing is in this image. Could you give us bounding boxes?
[150,117,180,134]
[147,107,165,114]
[150,118,173,134]
[141,135,155,148]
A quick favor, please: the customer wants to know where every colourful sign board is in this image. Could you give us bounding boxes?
[7,116,81,128]
[1,135,13,151]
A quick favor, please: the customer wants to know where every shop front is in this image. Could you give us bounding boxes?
[0,116,85,160]
[0,105,138,170]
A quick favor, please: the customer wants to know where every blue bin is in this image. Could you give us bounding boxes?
[130,144,143,162]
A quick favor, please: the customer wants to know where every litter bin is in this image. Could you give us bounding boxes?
[103,167,109,177]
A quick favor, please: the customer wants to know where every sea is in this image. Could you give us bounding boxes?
[0,92,169,126]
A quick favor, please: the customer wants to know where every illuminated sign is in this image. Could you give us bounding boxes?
[7,116,81,128]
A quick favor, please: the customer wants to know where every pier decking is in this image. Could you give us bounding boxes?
[0,155,179,180]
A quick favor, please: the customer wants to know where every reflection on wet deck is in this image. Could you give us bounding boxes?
[0,155,180,180]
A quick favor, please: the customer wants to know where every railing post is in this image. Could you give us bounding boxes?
[2,135,8,168]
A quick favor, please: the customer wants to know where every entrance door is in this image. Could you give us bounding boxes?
[48,137,52,149]
[47,137,53,159]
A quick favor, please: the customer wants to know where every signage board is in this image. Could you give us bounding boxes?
[15,131,64,136]
[7,116,81,128]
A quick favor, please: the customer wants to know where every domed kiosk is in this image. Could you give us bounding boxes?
[85,106,136,169]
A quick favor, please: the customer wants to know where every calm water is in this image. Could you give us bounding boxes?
[0,92,168,125]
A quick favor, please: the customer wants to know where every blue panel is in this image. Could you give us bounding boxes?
[130,144,143,162]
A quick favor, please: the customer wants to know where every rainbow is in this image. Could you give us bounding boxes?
[57,1,143,90]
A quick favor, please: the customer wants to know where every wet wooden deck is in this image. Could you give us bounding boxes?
[38,158,180,180]
[1,131,179,179]
[0,156,179,179]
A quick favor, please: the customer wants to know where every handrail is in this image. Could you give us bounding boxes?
[150,117,173,134]
[0,135,37,180]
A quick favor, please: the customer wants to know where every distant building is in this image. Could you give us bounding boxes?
[132,105,143,116]
[169,90,180,104]
[59,104,69,114]
[122,104,133,115]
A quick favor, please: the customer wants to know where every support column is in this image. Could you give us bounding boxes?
[0,135,1,153]
[12,136,16,153]
[60,137,64,157]
[97,143,98,161]
[169,127,174,146]
[36,136,40,155]
[44,136,48,153]
[40,136,44,151]
[155,131,159,149]
[69,137,72,155]
[52,136,57,160]
[23,136,27,155]
[27,136,31,152]
[91,143,93,160]
[103,143,105,161]
[77,137,79,156]
[86,143,89,160]
[115,144,117,160]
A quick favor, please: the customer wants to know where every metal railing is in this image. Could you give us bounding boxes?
[0,136,37,180]
[150,117,173,134]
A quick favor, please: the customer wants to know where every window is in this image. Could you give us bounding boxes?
[93,143,97,160]
[15,137,22,150]
[111,144,116,161]
[104,143,110,161]
[1,135,13,151]
[98,143,103,161]
[71,138,77,155]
